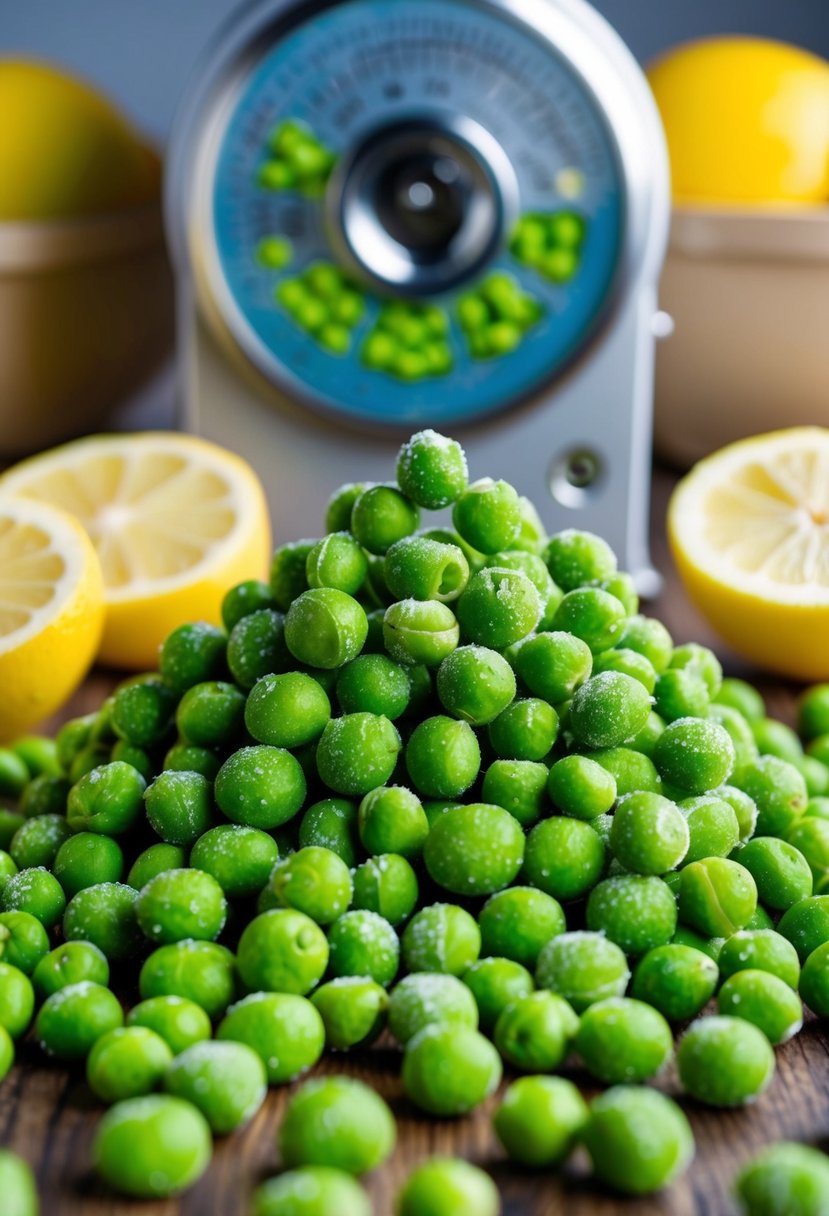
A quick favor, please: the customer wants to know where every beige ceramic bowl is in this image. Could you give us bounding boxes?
[0,200,174,457]
[654,205,829,467]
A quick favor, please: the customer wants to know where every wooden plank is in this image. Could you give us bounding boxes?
[2,466,828,1215]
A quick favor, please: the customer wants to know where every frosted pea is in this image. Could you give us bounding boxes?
[351,854,418,927]
[311,977,389,1050]
[586,746,662,795]
[677,1015,775,1106]
[718,929,801,990]
[424,803,525,896]
[653,717,735,794]
[479,886,566,969]
[536,931,630,1013]
[482,760,548,826]
[523,817,605,902]
[93,1094,211,1198]
[405,716,480,799]
[488,698,558,762]
[586,875,677,955]
[514,630,593,704]
[383,599,459,667]
[397,1159,498,1216]
[734,755,808,838]
[547,755,616,820]
[543,529,616,592]
[351,483,420,555]
[718,969,803,1044]
[436,645,515,725]
[494,990,579,1072]
[357,786,429,860]
[717,783,759,842]
[800,940,829,1016]
[253,1167,370,1216]
[285,588,368,668]
[609,792,689,873]
[568,672,652,750]
[708,703,760,771]
[217,991,324,1084]
[237,909,328,995]
[317,713,401,796]
[327,910,400,987]
[86,1026,173,1103]
[455,567,541,649]
[786,817,829,895]
[654,667,710,722]
[163,1040,267,1134]
[245,672,332,749]
[452,477,521,553]
[736,837,813,910]
[306,531,368,596]
[384,535,469,603]
[395,429,468,509]
[593,647,657,693]
[736,1142,829,1216]
[778,895,829,961]
[678,795,740,863]
[678,858,757,938]
[268,847,353,924]
[402,903,480,976]
[388,972,479,1044]
[551,587,627,653]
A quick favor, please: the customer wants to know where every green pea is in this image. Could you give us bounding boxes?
[87,1025,173,1103]
[216,744,306,828]
[654,668,710,722]
[456,567,541,649]
[0,962,34,1038]
[335,655,410,720]
[587,875,677,955]
[111,676,175,749]
[543,529,616,592]
[245,671,331,749]
[0,909,49,974]
[582,1086,693,1195]
[551,586,626,654]
[478,886,566,969]
[1,867,65,929]
[719,928,801,989]
[93,1094,211,1197]
[0,1150,37,1216]
[736,836,813,910]
[424,803,525,896]
[351,853,418,927]
[436,645,515,725]
[127,996,212,1055]
[402,903,480,976]
[593,646,657,693]
[753,715,803,764]
[677,1014,775,1106]
[237,908,328,994]
[678,858,757,938]
[388,972,478,1044]
[357,786,428,859]
[405,715,480,798]
[19,774,70,819]
[163,1040,266,1134]
[190,824,279,899]
[253,1168,370,1216]
[587,746,663,795]
[126,843,187,891]
[403,1023,501,1116]
[63,882,140,961]
[268,846,352,924]
[382,598,459,667]
[679,794,739,862]
[0,812,24,853]
[515,630,593,703]
[494,990,578,1072]
[576,996,673,1083]
[734,754,808,837]
[800,940,829,1016]
[0,1024,11,1082]
[305,532,367,596]
[226,608,290,689]
[397,1159,498,1216]
[717,782,759,842]
[778,895,829,960]
[718,968,803,1044]
[217,991,324,1083]
[351,484,420,555]
[482,759,548,826]
[569,671,652,750]
[299,798,360,866]
[327,910,399,987]
[395,430,468,510]
[463,957,534,1033]
[10,813,71,869]
[494,1075,588,1168]
[736,1141,829,1216]
[159,622,227,697]
[280,1076,395,1173]
[36,980,123,1060]
[136,868,226,945]
[631,943,719,1022]
[708,703,759,771]
[488,698,558,762]
[536,930,630,1013]
[310,976,388,1051]
[221,578,274,631]
[787,816,829,894]
[176,681,246,747]
[610,792,689,873]
[523,817,605,901]
[139,940,236,1019]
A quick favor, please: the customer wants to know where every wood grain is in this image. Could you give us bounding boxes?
[2,466,828,1216]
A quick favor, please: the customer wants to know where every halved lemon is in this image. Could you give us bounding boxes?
[0,433,271,670]
[0,497,104,739]
[669,428,829,680]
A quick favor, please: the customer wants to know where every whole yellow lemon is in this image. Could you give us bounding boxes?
[0,60,160,220]
[647,37,829,205]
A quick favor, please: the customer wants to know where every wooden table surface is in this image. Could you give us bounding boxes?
[2,466,827,1216]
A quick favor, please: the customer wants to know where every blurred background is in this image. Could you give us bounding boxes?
[4,0,829,141]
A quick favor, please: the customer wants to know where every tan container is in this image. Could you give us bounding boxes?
[654,206,829,467]
[0,202,174,457]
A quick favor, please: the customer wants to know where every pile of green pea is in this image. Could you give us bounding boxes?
[257,119,337,198]
[276,262,366,354]
[360,302,453,381]
[456,272,543,360]
[2,426,829,1215]
[509,210,586,283]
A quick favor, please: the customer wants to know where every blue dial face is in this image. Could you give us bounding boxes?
[209,0,624,428]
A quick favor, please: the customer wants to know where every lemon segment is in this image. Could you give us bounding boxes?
[669,428,829,680]
[647,37,829,205]
[0,433,272,670]
[0,497,104,740]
